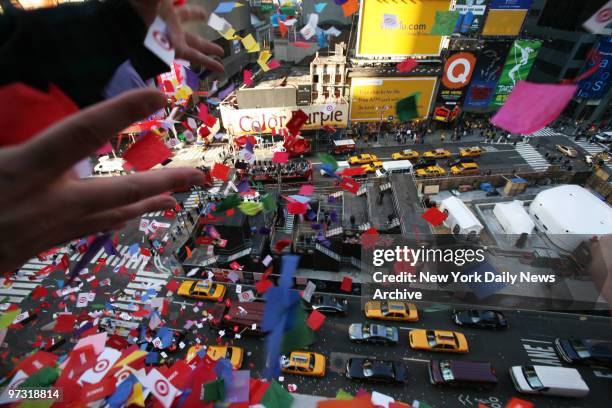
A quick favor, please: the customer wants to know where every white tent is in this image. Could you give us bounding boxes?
[493,200,535,235]
[529,185,612,251]
[439,197,483,238]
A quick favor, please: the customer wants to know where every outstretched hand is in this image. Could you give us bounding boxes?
[0,89,208,272]
[130,0,225,72]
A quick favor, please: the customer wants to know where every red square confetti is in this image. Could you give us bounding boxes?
[340,276,352,293]
[211,163,231,181]
[339,177,360,194]
[122,132,172,171]
[55,314,77,333]
[255,279,274,294]
[505,398,534,408]
[166,280,180,293]
[306,310,326,331]
[272,152,289,164]
[421,207,448,227]
[285,110,308,136]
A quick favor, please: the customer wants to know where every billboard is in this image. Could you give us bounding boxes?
[433,52,477,121]
[491,39,542,107]
[355,0,452,57]
[349,77,438,122]
[577,37,612,100]
[464,41,512,110]
[220,103,349,136]
[453,0,488,34]
[482,0,532,36]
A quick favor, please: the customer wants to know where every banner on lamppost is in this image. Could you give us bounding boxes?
[491,39,542,107]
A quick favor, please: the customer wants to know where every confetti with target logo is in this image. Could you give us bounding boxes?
[145,369,178,408]
[596,7,611,23]
[80,348,121,384]
[145,17,176,67]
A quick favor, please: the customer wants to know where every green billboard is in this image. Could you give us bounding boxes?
[491,39,542,107]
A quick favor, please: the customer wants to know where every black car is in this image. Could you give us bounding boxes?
[446,157,476,168]
[452,309,508,329]
[306,294,349,315]
[413,158,437,170]
[345,358,409,384]
[348,323,399,345]
[554,338,612,368]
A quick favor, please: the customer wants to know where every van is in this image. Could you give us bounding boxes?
[509,365,589,398]
[376,160,413,177]
[429,360,497,389]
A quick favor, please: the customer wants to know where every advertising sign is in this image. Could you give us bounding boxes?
[577,38,612,100]
[482,0,531,36]
[355,0,452,57]
[464,41,511,110]
[349,77,438,121]
[434,52,477,121]
[453,0,488,34]
[220,103,349,136]
[489,0,532,9]
[491,39,542,107]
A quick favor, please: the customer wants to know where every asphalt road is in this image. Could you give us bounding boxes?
[7,252,612,408]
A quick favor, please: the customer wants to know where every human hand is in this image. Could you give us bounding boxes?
[130,0,225,72]
[0,89,208,272]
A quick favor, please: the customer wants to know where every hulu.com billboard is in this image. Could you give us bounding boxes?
[356,0,452,57]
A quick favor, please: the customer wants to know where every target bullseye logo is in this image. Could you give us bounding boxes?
[325,104,334,112]
[155,379,170,396]
[153,30,171,51]
[596,8,611,23]
[116,368,131,383]
[93,358,110,373]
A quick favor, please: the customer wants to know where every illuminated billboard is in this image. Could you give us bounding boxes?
[349,77,438,122]
[355,0,452,57]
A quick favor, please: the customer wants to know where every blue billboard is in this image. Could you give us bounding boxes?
[489,0,532,9]
[577,37,612,100]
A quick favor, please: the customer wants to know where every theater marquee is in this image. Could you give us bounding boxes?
[220,103,349,136]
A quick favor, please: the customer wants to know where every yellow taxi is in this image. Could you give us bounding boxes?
[361,161,384,174]
[459,147,483,157]
[408,329,469,353]
[280,351,326,377]
[392,149,419,160]
[423,149,452,159]
[450,162,480,175]
[415,166,446,177]
[348,154,379,165]
[186,345,244,369]
[177,279,226,301]
[364,300,419,322]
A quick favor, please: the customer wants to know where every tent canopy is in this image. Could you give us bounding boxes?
[493,200,535,235]
[440,197,483,236]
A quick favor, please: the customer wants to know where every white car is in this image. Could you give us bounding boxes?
[94,156,126,175]
[555,144,578,158]
[509,365,589,398]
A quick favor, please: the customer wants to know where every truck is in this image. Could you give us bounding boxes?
[209,301,267,336]
[331,139,356,155]
[375,160,413,177]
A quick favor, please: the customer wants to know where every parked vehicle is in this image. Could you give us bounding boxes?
[554,338,612,368]
[348,154,379,165]
[281,351,326,377]
[345,358,409,384]
[452,309,509,330]
[364,301,418,321]
[429,360,497,389]
[423,149,452,159]
[450,162,480,175]
[459,147,483,157]
[415,166,446,177]
[509,365,589,398]
[392,149,419,160]
[331,139,356,155]
[376,160,413,177]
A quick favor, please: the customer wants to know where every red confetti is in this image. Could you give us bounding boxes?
[122,132,172,172]
[274,239,292,253]
[340,167,366,177]
[339,177,360,194]
[306,310,326,331]
[272,152,289,163]
[287,201,308,215]
[421,207,448,227]
[243,69,253,87]
[211,162,231,181]
[31,286,48,300]
[397,57,418,73]
[285,110,308,136]
[505,398,534,408]
[360,228,379,249]
[340,276,352,293]
[55,314,77,333]
[166,280,180,293]
[255,279,274,294]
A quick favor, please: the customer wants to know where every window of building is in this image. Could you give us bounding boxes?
[534,60,562,78]
[335,74,342,83]
[323,74,331,84]
[313,74,319,84]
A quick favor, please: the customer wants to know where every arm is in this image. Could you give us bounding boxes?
[0,0,167,107]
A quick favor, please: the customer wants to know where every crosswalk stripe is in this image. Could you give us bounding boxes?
[515,143,550,171]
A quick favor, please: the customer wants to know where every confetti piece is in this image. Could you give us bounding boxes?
[421,207,448,227]
[122,132,172,171]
